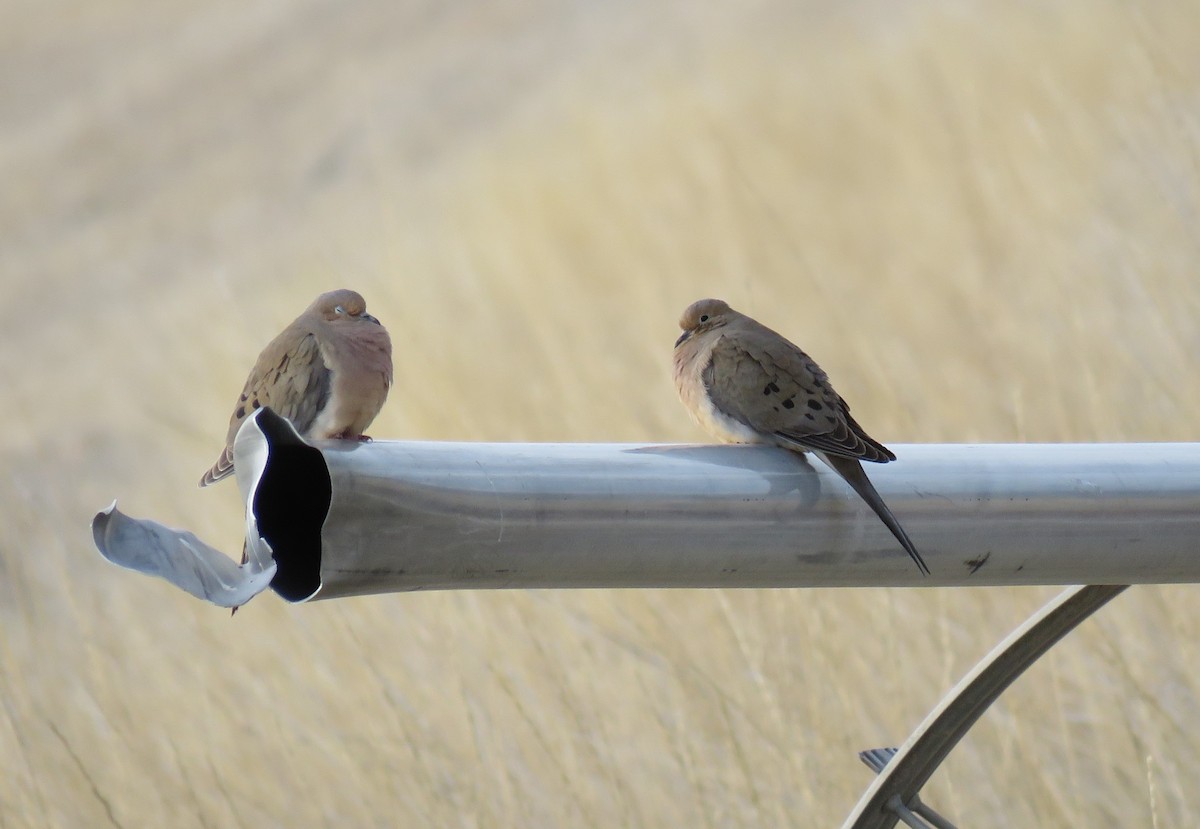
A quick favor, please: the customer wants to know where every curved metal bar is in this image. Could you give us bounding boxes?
[842,583,1128,829]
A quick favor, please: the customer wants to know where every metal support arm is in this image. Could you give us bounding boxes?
[846,584,1128,828]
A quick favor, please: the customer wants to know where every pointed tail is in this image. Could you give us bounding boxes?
[817,452,930,576]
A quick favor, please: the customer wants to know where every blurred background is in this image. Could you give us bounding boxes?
[4,0,1200,825]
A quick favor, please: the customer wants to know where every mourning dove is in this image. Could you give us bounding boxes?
[673,298,929,575]
[200,289,393,487]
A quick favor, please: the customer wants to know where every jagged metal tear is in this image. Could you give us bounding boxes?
[92,505,276,607]
[91,408,295,607]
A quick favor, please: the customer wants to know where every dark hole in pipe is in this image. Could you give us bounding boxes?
[253,408,330,602]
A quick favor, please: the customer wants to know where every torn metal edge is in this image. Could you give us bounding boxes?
[91,408,288,607]
[91,500,277,608]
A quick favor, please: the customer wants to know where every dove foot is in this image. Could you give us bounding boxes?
[328,431,373,442]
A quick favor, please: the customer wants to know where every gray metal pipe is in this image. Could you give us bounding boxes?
[92,408,1200,606]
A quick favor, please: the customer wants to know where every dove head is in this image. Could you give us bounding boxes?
[312,289,381,325]
[675,298,734,347]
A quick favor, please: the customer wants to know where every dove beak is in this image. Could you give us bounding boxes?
[674,330,692,348]
[362,313,381,325]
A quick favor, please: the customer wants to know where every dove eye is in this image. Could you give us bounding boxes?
[699,314,710,323]
[334,305,345,315]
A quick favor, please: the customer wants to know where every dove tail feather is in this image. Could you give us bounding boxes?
[199,448,235,488]
[841,411,897,463]
[816,452,930,576]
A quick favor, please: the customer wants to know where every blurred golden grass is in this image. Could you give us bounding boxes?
[3,0,1200,826]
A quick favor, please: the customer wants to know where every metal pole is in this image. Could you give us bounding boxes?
[93,408,1200,606]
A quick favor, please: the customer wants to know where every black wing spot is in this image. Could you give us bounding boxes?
[252,399,262,410]
[235,406,245,418]
[781,399,795,410]
[763,382,781,395]
[807,399,823,411]
[824,415,836,424]
[804,412,815,420]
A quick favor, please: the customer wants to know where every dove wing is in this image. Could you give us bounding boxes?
[704,327,894,463]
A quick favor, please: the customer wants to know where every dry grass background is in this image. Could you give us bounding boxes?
[3,0,1200,826]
